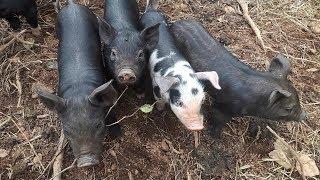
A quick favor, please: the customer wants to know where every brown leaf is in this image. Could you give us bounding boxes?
[268,149,292,169]
[0,149,9,158]
[161,139,170,152]
[296,153,319,177]
[308,21,320,34]
[274,138,291,156]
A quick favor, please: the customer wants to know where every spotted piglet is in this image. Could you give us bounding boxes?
[140,0,221,131]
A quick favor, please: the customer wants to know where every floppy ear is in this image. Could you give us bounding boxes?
[268,54,291,78]
[268,89,292,107]
[140,23,160,51]
[36,88,66,112]
[88,80,118,107]
[97,16,116,45]
[195,71,221,90]
[155,76,179,94]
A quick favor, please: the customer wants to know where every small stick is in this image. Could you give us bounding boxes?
[15,70,22,108]
[0,117,11,128]
[106,101,157,127]
[193,132,200,148]
[236,0,265,50]
[106,86,128,118]
[266,126,306,180]
[49,159,76,180]
[52,130,66,180]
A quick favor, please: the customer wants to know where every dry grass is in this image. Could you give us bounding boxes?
[0,0,319,179]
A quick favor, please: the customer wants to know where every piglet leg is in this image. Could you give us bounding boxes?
[207,109,231,138]
[156,99,166,111]
[106,110,122,139]
[6,15,21,30]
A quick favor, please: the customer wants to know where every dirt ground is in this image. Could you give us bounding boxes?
[0,0,319,179]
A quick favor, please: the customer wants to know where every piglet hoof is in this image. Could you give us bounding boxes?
[156,101,166,111]
[136,93,145,100]
[109,124,122,140]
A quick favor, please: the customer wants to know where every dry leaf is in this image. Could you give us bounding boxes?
[308,21,320,34]
[32,154,42,164]
[296,153,319,177]
[269,149,292,169]
[274,138,290,155]
[160,139,169,152]
[23,38,35,50]
[109,149,116,157]
[224,5,236,14]
[0,149,9,158]
[128,171,134,180]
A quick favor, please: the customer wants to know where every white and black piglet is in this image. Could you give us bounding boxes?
[139,0,221,131]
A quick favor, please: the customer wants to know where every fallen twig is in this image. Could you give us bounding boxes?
[106,86,128,118]
[193,132,200,148]
[15,70,22,108]
[106,101,158,127]
[236,0,265,50]
[0,117,11,129]
[52,130,66,180]
[0,29,26,53]
[266,126,306,180]
[49,159,76,180]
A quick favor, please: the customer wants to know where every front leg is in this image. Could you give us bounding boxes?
[6,15,21,30]
[152,85,166,111]
[207,108,232,138]
[105,109,121,140]
[133,82,145,99]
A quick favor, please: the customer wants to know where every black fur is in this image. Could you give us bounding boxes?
[0,0,38,30]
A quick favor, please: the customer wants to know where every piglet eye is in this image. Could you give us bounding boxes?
[137,50,145,61]
[176,100,183,107]
[110,49,117,61]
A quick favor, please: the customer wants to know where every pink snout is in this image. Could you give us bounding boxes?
[181,116,204,131]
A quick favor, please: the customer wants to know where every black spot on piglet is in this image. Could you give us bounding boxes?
[169,89,181,104]
[191,88,199,95]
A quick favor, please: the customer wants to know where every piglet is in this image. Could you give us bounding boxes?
[97,0,160,96]
[0,0,38,30]
[37,0,119,167]
[170,20,307,136]
[139,0,221,131]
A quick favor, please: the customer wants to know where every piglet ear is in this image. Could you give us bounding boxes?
[140,23,160,51]
[195,71,221,90]
[268,54,291,79]
[268,89,292,107]
[88,80,118,107]
[155,76,179,94]
[36,88,66,112]
[97,16,116,45]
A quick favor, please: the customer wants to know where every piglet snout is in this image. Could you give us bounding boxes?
[117,69,136,84]
[182,116,204,131]
[77,154,99,167]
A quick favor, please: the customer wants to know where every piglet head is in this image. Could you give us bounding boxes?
[155,69,221,131]
[36,80,118,167]
[264,55,307,121]
[98,17,160,85]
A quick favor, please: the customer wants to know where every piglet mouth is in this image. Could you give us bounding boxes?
[180,116,204,131]
[77,154,99,167]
